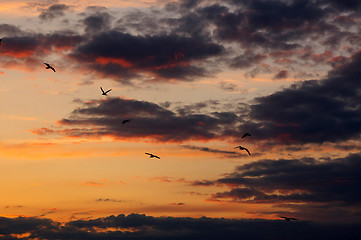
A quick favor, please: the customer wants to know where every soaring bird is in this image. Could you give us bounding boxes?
[279,216,298,221]
[100,87,112,96]
[234,146,251,155]
[241,132,251,138]
[122,119,132,124]
[145,152,160,159]
[44,63,56,72]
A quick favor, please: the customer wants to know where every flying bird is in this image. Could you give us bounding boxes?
[234,146,251,155]
[122,119,132,124]
[100,87,112,96]
[44,63,56,72]
[241,132,251,138]
[279,216,298,221]
[145,152,160,159]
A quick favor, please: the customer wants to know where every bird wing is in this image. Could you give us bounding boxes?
[100,87,105,93]
[105,89,112,93]
[290,218,298,220]
[44,63,50,67]
[155,155,160,159]
[50,66,56,72]
[145,153,152,156]
[241,133,251,138]
[244,148,251,155]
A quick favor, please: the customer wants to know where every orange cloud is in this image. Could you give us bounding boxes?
[95,57,133,68]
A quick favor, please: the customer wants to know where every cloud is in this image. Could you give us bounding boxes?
[273,70,288,79]
[245,50,361,144]
[82,7,112,34]
[182,145,242,157]
[0,214,360,239]
[39,4,71,21]
[194,153,361,222]
[70,31,224,83]
[95,198,124,203]
[32,97,243,142]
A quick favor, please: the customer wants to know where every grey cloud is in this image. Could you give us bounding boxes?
[197,153,361,222]
[1,214,360,239]
[39,4,70,21]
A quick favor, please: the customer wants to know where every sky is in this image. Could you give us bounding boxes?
[1,0,361,239]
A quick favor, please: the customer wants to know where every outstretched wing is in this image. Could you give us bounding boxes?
[100,87,105,93]
[244,148,251,155]
[241,133,251,138]
[50,66,56,72]
[122,119,132,124]
[44,63,50,67]
[105,89,112,94]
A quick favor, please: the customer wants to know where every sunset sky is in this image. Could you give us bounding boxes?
[1,0,361,239]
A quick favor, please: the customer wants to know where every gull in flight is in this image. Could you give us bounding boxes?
[122,119,132,124]
[145,152,160,159]
[100,87,112,96]
[44,63,56,72]
[234,146,251,155]
[279,216,298,221]
[241,132,251,138]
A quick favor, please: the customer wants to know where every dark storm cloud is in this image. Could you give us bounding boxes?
[0,28,83,70]
[0,214,360,240]
[202,0,327,49]
[71,31,224,82]
[39,4,70,21]
[0,216,57,235]
[32,97,243,142]
[194,153,361,222]
[245,50,361,144]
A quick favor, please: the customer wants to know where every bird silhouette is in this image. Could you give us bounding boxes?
[234,146,251,155]
[100,87,112,96]
[279,216,298,221]
[0,38,2,45]
[44,63,56,72]
[145,152,160,159]
[122,119,132,124]
[241,133,251,138]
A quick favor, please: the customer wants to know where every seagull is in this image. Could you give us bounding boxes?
[145,152,160,159]
[122,119,132,124]
[44,63,56,72]
[279,216,298,221]
[234,146,251,155]
[100,87,112,96]
[241,133,251,138]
